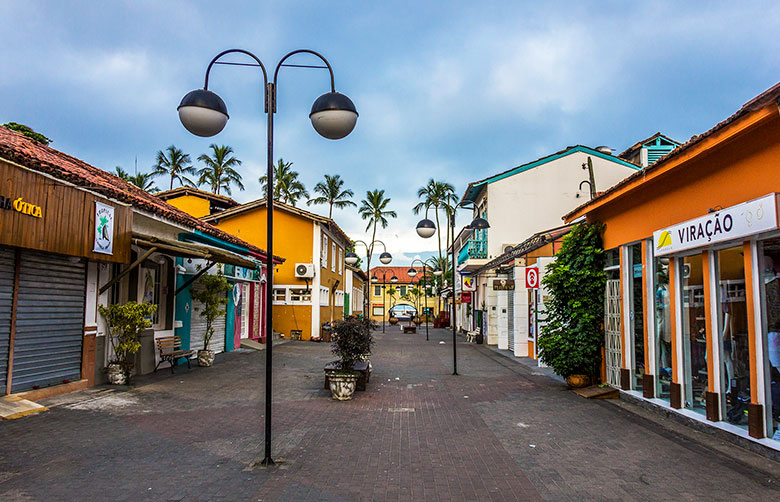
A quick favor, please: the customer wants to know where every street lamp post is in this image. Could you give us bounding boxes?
[407,258,432,341]
[345,239,391,319]
[371,268,398,333]
[178,48,357,467]
[416,203,488,375]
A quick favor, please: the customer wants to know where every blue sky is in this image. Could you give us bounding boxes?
[2,1,780,264]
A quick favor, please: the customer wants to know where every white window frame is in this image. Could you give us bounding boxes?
[321,235,328,268]
[272,287,288,305]
[338,247,343,275]
[320,285,330,306]
[331,242,336,272]
[334,290,344,307]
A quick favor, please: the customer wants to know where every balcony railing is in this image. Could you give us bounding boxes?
[457,238,487,265]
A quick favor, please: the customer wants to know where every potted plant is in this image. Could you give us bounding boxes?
[537,223,606,388]
[326,317,374,400]
[99,301,157,385]
[190,272,232,367]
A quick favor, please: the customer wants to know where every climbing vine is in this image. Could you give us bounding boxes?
[538,222,606,378]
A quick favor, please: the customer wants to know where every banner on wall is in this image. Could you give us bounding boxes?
[462,275,476,291]
[93,201,115,255]
[653,193,779,256]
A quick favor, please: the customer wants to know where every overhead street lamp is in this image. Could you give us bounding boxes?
[371,268,398,333]
[178,48,357,466]
[415,202,489,375]
[346,239,391,318]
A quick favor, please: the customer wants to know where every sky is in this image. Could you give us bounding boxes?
[2,1,780,265]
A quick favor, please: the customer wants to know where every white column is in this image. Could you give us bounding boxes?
[311,223,321,339]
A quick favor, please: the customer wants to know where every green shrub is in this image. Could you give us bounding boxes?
[191,272,232,351]
[538,222,606,378]
[99,301,157,379]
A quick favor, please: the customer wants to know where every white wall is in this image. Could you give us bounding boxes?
[513,266,530,357]
[482,151,637,258]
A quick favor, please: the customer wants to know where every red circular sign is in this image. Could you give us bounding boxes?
[526,267,539,289]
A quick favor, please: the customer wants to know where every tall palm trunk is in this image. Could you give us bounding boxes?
[170,177,174,191]
[329,202,333,219]
[434,204,443,315]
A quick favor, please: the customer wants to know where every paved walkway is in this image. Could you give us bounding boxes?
[1,328,779,501]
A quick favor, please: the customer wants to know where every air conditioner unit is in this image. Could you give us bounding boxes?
[295,263,315,278]
[502,244,517,254]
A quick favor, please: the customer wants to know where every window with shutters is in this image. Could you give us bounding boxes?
[338,247,343,275]
[374,285,381,296]
[320,286,330,306]
[331,242,336,272]
[321,235,328,268]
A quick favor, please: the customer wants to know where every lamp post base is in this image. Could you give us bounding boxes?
[260,456,276,467]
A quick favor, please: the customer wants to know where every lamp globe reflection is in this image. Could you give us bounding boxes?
[309,92,359,140]
[379,252,392,264]
[415,218,436,238]
[345,251,360,266]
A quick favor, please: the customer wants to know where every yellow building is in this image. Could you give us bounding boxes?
[160,189,353,340]
[369,266,440,323]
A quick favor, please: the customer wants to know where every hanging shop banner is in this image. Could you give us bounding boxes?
[462,275,476,291]
[492,278,515,290]
[525,267,539,289]
[93,201,115,255]
[461,292,472,303]
[653,193,779,256]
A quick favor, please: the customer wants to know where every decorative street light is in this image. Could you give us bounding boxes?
[371,268,398,333]
[347,239,392,317]
[408,258,433,341]
[178,48,357,467]
[415,202,489,375]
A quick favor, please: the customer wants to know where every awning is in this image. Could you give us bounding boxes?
[132,232,258,269]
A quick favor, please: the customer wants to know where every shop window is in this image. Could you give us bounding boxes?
[760,238,780,441]
[289,288,312,303]
[139,261,166,328]
[654,256,672,401]
[717,246,750,428]
[628,243,644,391]
[681,254,706,414]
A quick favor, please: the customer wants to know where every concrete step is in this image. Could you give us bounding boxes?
[0,395,48,419]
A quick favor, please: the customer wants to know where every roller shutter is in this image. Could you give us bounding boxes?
[507,290,515,352]
[0,248,15,394]
[190,283,226,354]
[12,251,85,393]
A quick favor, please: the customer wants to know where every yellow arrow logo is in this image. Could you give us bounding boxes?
[657,230,672,248]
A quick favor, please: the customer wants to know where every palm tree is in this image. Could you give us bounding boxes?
[413,179,456,273]
[113,166,130,181]
[306,174,356,219]
[127,172,159,193]
[152,145,196,191]
[259,158,309,206]
[196,144,244,196]
[358,189,397,275]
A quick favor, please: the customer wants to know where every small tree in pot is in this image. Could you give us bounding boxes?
[99,301,157,385]
[191,272,232,367]
[326,317,375,400]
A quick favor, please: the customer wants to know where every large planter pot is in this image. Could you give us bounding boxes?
[198,349,215,367]
[475,333,484,345]
[107,363,127,385]
[413,317,422,326]
[326,370,360,400]
[389,317,399,325]
[566,374,591,388]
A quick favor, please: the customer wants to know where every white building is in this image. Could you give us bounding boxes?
[456,145,641,346]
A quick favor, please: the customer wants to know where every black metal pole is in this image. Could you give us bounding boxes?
[424,264,429,341]
[382,274,386,333]
[451,213,457,375]
[261,82,276,466]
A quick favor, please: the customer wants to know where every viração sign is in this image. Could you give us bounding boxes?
[0,195,43,218]
[653,193,778,256]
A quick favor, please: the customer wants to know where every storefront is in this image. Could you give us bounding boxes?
[0,151,131,396]
[565,81,780,446]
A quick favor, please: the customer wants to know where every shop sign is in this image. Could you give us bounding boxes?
[462,275,476,291]
[492,279,515,290]
[0,195,43,218]
[93,202,115,255]
[461,292,472,302]
[224,263,260,282]
[653,193,779,256]
[525,267,539,289]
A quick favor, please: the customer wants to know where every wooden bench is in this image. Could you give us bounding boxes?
[402,325,416,334]
[324,361,371,391]
[466,327,481,343]
[155,336,195,374]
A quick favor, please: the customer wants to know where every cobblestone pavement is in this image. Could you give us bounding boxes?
[1,328,780,501]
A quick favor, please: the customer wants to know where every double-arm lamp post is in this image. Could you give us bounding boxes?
[407,258,440,341]
[177,48,358,466]
[415,204,489,375]
[370,269,398,332]
[345,240,391,318]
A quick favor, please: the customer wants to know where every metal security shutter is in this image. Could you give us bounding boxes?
[12,252,85,393]
[605,279,622,387]
[0,248,15,394]
[507,290,515,352]
[190,283,226,354]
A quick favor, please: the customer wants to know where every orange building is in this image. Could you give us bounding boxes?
[161,189,353,341]
[566,82,780,444]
